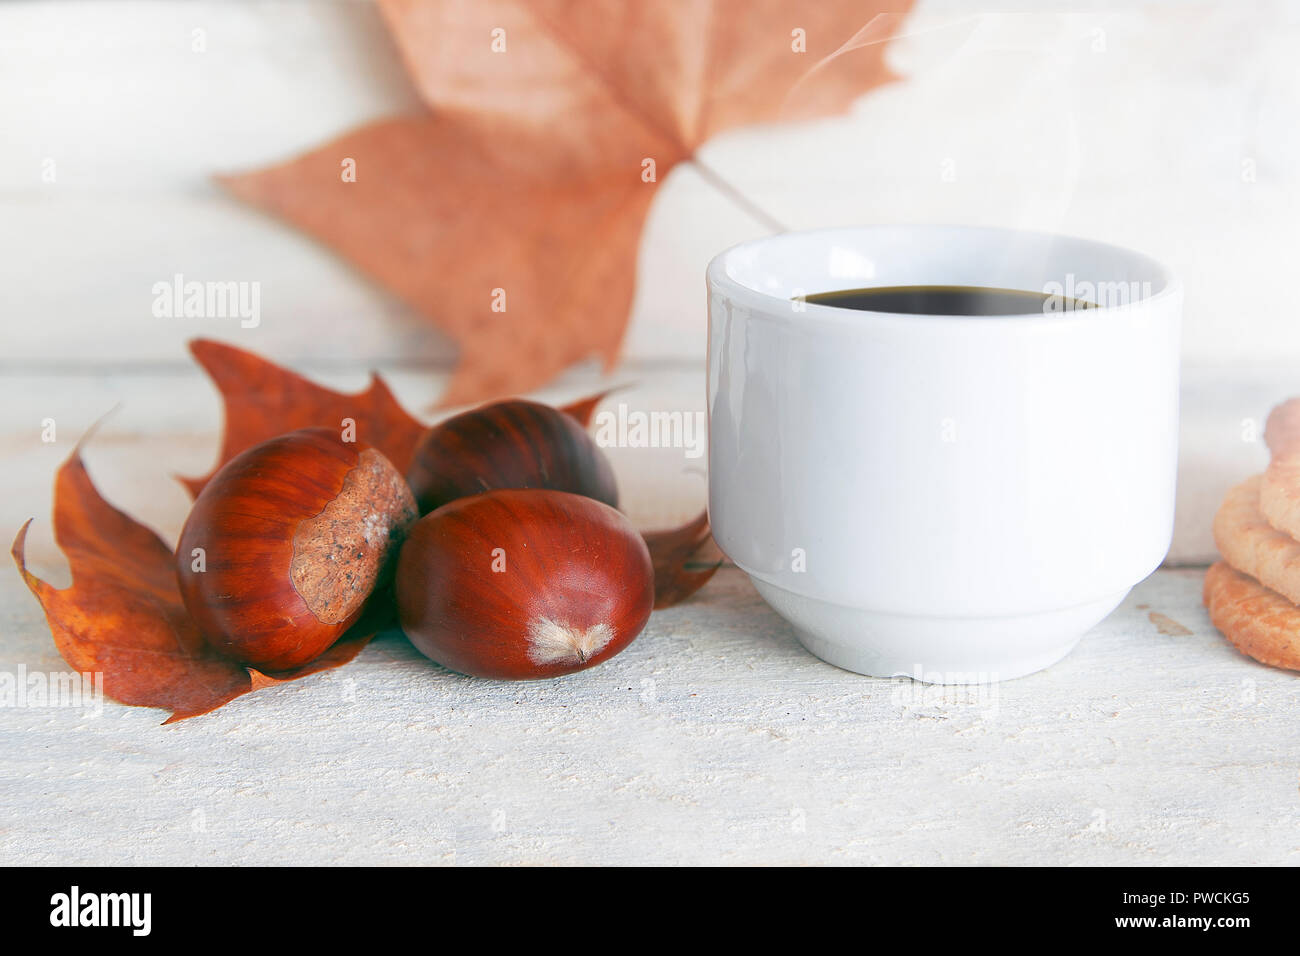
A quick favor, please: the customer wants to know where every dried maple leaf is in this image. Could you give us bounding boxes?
[182,338,427,497]
[222,0,910,405]
[12,445,374,723]
[643,509,721,608]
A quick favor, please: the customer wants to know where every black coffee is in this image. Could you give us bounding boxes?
[801,285,1095,316]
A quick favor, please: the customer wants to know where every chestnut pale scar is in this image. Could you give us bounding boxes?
[526,618,616,666]
[290,449,417,624]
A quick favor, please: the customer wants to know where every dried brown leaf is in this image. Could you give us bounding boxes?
[13,447,375,723]
[183,338,427,497]
[643,510,720,608]
[223,0,910,404]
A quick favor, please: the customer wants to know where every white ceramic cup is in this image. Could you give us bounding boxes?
[706,225,1181,683]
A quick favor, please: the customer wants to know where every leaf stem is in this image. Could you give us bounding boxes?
[690,158,789,234]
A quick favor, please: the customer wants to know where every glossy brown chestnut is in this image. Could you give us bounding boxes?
[405,399,618,515]
[177,427,417,671]
[395,488,654,679]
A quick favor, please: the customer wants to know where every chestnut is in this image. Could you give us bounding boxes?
[176,427,417,670]
[405,399,617,515]
[395,488,654,679]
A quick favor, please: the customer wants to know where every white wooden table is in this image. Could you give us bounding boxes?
[2,363,1297,866]
[4,0,1300,868]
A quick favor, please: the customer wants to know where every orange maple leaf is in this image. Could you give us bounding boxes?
[12,448,375,723]
[221,0,910,405]
[181,338,427,497]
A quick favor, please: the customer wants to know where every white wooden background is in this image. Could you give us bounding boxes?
[1,0,1298,865]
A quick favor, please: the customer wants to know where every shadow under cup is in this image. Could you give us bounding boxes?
[706,225,1182,683]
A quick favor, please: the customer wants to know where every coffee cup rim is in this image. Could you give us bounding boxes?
[706,223,1181,328]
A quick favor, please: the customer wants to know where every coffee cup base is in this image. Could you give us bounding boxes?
[749,577,1129,683]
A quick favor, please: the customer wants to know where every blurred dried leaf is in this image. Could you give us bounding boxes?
[222,0,909,405]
